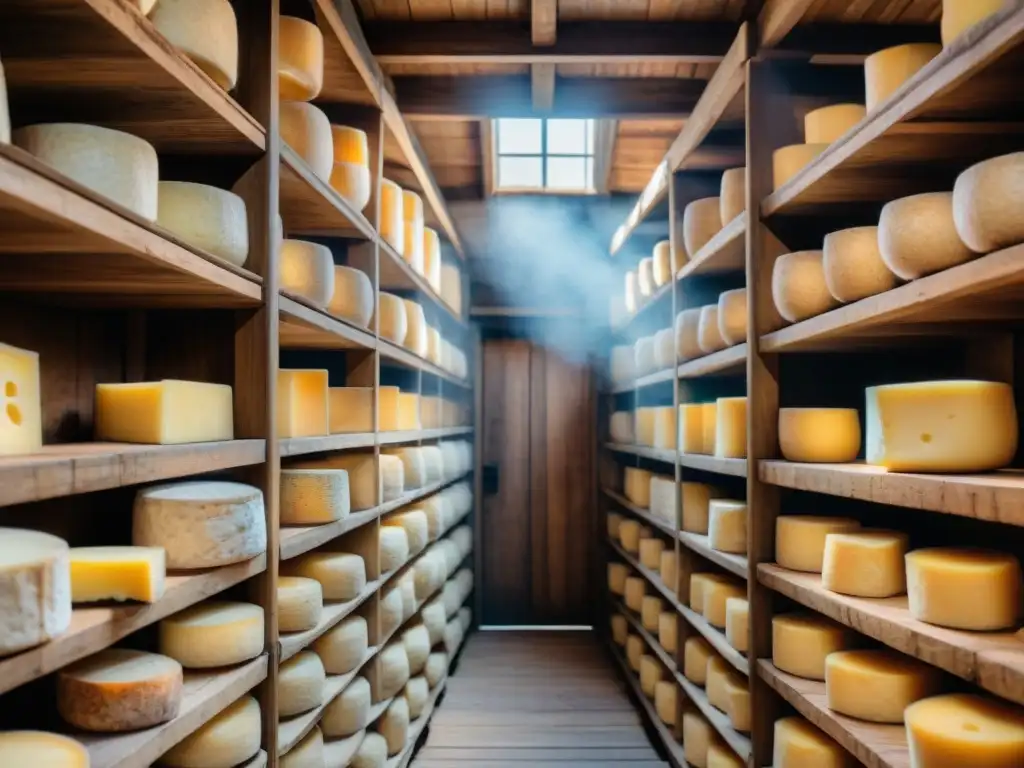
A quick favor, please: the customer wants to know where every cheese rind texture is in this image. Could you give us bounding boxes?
[904,693,1024,768]
[953,152,1024,254]
[151,0,239,91]
[773,144,828,190]
[865,43,941,112]
[330,161,371,212]
[703,580,745,629]
[725,597,748,653]
[624,467,652,508]
[707,743,744,768]
[96,379,234,444]
[717,288,747,346]
[0,732,90,766]
[773,716,853,768]
[879,192,976,279]
[776,515,861,573]
[69,546,165,603]
[0,528,71,657]
[376,292,408,344]
[157,182,249,267]
[282,727,325,768]
[279,651,326,717]
[720,168,746,225]
[278,576,323,633]
[715,397,747,459]
[804,104,866,144]
[708,500,747,554]
[281,239,335,308]
[825,649,942,723]
[280,101,333,181]
[676,309,703,361]
[684,636,712,685]
[865,380,1018,472]
[683,197,723,257]
[158,601,263,668]
[162,695,262,768]
[822,530,908,598]
[328,265,374,327]
[313,616,367,675]
[942,0,1005,45]
[683,712,716,768]
[906,548,1022,630]
[654,680,678,725]
[698,306,728,355]
[0,343,42,456]
[772,250,837,323]
[284,552,366,601]
[823,226,898,303]
[280,468,350,525]
[658,612,678,654]
[778,408,861,463]
[773,613,853,681]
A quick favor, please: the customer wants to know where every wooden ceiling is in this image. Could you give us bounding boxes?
[355,0,747,22]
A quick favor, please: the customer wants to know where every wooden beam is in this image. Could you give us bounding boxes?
[393,76,705,118]
[480,119,496,197]
[532,0,557,46]
[365,21,736,64]
[758,0,817,48]
[594,120,618,195]
[531,64,556,112]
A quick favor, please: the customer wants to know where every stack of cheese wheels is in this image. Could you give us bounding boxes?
[402,189,425,271]
[865,43,941,112]
[638,257,655,297]
[772,250,838,323]
[69,545,166,604]
[0,529,72,656]
[151,0,239,91]
[280,239,335,308]
[157,181,250,267]
[330,125,371,211]
[772,613,853,680]
[424,227,443,293]
[380,178,404,255]
[683,197,723,258]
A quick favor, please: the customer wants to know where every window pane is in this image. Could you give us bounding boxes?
[546,156,589,190]
[499,156,543,188]
[497,118,542,155]
[547,119,588,155]
[586,120,595,155]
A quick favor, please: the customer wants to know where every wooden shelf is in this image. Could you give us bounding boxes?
[279,580,381,662]
[379,427,475,446]
[386,673,449,768]
[617,367,674,393]
[378,240,465,327]
[680,453,748,477]
[0,0,265,154]
[606,443,674,464]
[609,538,679,606]
[758,660,909,768]
[278,667,361,756]
[281,431,471,459]
[759,460,1024,527]
[379,338,470,387]
[77,655,268,768]
[679,212,747,280]
[279,145,375,239]
[677,345,747,380]
[602,488,675,538]
[757,563,1024,705]
[679,531,748,580]
[0,147,262,308]
[279,294,376,351]
[610,165,670,256]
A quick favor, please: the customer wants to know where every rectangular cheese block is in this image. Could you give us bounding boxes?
[277,370,329,438]
[420,396,442,429]
[0,343,42,455]
[328,387,373,433]
[379,386,402,431]
[96,380,233,444]
[398,393,420,430]
[715,397,747,458]
[70,546,165,603]
[678,404,704,454]
[636,408,656,447]
[649,475,678,526]
[701,403,717,454]
[652,406,677,450]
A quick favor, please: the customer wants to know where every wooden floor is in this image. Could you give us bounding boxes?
[412,630,669,767]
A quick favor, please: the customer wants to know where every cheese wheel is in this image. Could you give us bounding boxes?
[778,408,861,463]
[639,538,665,570]
[683,712,716,768]
[682,638,714,689]
[905,693,1024,768]
[701,403,718,455]
[609,412,634,444]
[322,677,371,737]
[678,405,706,455]
[823,226,898,303]
[866,380,1018,472]
[773,144,828,190]
[150,0,239,91]
[0,733,90,766]
[378,697,409,756]
[720,168,746,225]
[281,239,335,308]
[280,468,350,525]
[953,152,1024,253]
[654,680,678,725]
[624,467,652,508]
[865,43,941,112]
[879,192,976,279]
[0,60,8,145]
[653,327,675,371]
[652,241,676,286]
[376,292,408,344]
[703,579,745,628]
[725,597,748,653]
[58,648,182,732]
[280,101,333,181]
[706,655,733,711]
[607,512,625,541]
[413,555,443,600]
[638,257,655,297]
[635,406,656,446]
[654,612,677,657]
[619,520,648,554]
[772,716,852,768]
[690,572,730,613]
[724,674,751,731]
[640,654,663,698]
[804,104,866,144]
[825,649,942,723]
[641,596,664,632]
[420,446,444,484]
[634,336,656,377]
[652,406,677,451]
[383,447,426,490]
[707,743,744,768]
[649,476,677,527]
[942,0,1005,45]
[773,613,853,681]
[133,481,266,569]
[278,651,326,717]
[822,529,908,598]
[157,182,249,267]
[626,634,644,672]
[278,576,323,633]
[714,396,747,459]
[425,652,447,687]
[776,515,861,573]
[380,527,410,573]
[162,695,261,767]
[69,546,165,604]
[423,227,442,293]
[282,727,324,768]
[624,576,646,612]
[698,305,727,354]
[422,601,447,645]
[159,601,263,668]
[0,529,71,656]
[611,345,636,383]
[403,625,431,676]
[608,562,628,595]
[906,548,1022,630]
[330,161,371,212]
[351,731,387,768]
[313,615,367,675]
[660,551,678,590]
[772,250,837,323]
[328,265,374,327]
[378,643,412,700]
[278,16,323,101]
[441,263,463,315]
[717,288,747,346]
[331,125,368,166]
[285,552,366,602]
[684,197,723,257]
[625,271,640,314]
[404,220,426,272]
[611,614,629,646]
[14,124,158,219]
[708,500,747,554]
[379,588,403,638]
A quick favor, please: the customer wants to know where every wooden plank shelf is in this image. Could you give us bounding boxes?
[603,488,675,538]
[679,602,749,676]
[606,443,674,464]
[279,580,381,662]
[759,460,1024,527]
[280,431,472,459]
[379,338,471,387]
[605,443,748,477]
[279,146,375,239]
[78,655,268,768]
[278,294,376,351]
[757,660,909,768]
[379,240,465,328]
[609,539,679,607]
[612,344,747,393]
[278,668,359,756]
[378,427,475,446]
[0,0,265,154]
[679,531,748,579]
[679,212,747,280]
[757,563,1024,706]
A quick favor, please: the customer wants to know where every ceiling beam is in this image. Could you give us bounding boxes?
[365,21,736,64]
[532,0,558,46]
[393,76,705,119]
[758,0,817,48]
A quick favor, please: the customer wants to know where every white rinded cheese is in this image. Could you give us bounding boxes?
[0,732,89,766]
[420,446,444,484]
[426,327,442,365]
[879,192,976,279]
[720,168,746,225]
[331,125,368,166]
[625,271,640,314]
[284,552,366,602]
[804,104,866,144]
[14,123,159,219]
[403,625,431,675]
[658,611,678,654]
[151,0,239,90]
[277,369,329,439]
[638,257,655,297]
[653,328,674,370]
[378,643,412,699]
[379,588,404,639]
[422,600,447,645]
[279,16,323,100]
[683,197,723,257]
[162,695,261,767]
[634,335,656,376]
[352,731,388,768]
[675,308,703,361]
[378,697,409,756]
[159,601,263,668]
[413,553,444,600]
[380,179,404,255]
[611,345,636,383]
[383,447,427,490]
[331,161,372,212]
[281,101,333,181]
[0,529,70,656]
[0,60,10,145]
[653,240,683,285]
[384,510,429,556]
[280,468,350,525]
[779,408,861,463]
[683,636,712,684]
[322,677,371,738]
[69,546,165,604]
[381,453,406,499]
[297,452,401,509]
[0,343,41,456]
[278,576,323,633]
[403,219,425,272]
[823,226,897,303]
[865,43,941,112]
[423,227,442,293]
[717,288,747,346]
[953,152,1024,253]
[772,250,837,323]
[313,615,368,675]
[776,515,861,573]
[278,651,326,717]
[133,481,266,569]
[425,652,447,687]
[423,496,450,541]
[441,263,463,315]
[157,182,249,267]
[328,265,374,327]
[380,527,410,574]
[282,726,324,768]
[772,144,828,190]
[401,300,429,357]
[698,305,727,354]
[942,0,1004,45]
[398,574,416,621]
[376,292,408,344]
[404,676,430,718]
[708,500,747,554]
[281,239,335,308]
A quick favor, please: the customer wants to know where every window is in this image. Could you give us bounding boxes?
[495,118,595,192]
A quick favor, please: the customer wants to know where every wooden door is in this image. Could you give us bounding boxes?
[480,339,595,626]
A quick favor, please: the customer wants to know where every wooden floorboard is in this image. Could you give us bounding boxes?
[412,631,668,766]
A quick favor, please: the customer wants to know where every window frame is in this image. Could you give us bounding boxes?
[493,118,596,194]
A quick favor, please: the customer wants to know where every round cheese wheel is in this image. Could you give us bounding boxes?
[625,270,640,314]
[423,227,442,292]
[322,677,371,738]
[420,446,444,484]
[720,168,746,225]
[402,189,424,224]
[401,300,429,357]
[162,695,261,767]
[0,733,90,766]
[942,0,1005,45]
[278,576,323,633]
[279,651,326,717]
[653,327,675,370]
[905,693,1024,767]
[825,649,942,723]
[330,162,371,212]
[776,515,861,573]
[675,308,703,360]
[380,527,410,573]
[683,636,711,684]
[380,179,404,254]
[772,143,828,190]
[683,712,715,768]
[282,726,324,768]
[803,104,866,144]
[425,652,447,688]
[611,614,628,646]
[278,16,324,101]
[159,601,263,668]
[398,574,416,621]
[281,239,335,308]
[638,257,655,297]
[0,528,71,656]
[634,335,656,376]
[823,225,898,303]
[865,43,941,112]
[331,125,369,166]
[280,101,333,181]
[157,182,249,267]
[683,197,723,257]
[772,716,849,768]
[403,625,431,675]
[772,250,837,323]
[778,408,861,463]
[879,192,975,279]
[404,676,429,719]
[328,265,373,327]
[14,123,158,219]
[698,305,727,354]
[57,648,182,732]
[641,595,664,632]
[150,0,239,91]
[376,292,408,344]
[378,643,411,699]
[422,600,447,645]
[352,732,388,768]
[953,152,1024,253]
[378,697,409,756]
[380,587,404,638]
[658,611,678,654]
[822,529,909,598]
[313,615,368,674]
[906,548,1022,630]
[280,468,349,525]
[717,288,747,346]
[285,552,366,602]
[773,613,853,681]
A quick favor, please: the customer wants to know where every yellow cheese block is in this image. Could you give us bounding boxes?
[772,250,837,323]
[698,305,728,355]
[625,270,640,314]
[96,380,233,444]
[70,546,165,603]
[396,393,420,431]
[779,408,861,463]
[823,225,898,303]
[328,265,374,327]
[866,380,1018,472]
[804,104,866,144]
[701,403,718,455]
[380,179,404,254]
[653,327,675,371]
[660,550,678,590]
[607,512,624,540]
[638,257,655,297]
[608,562,628,595]
[658,611,678,654]
[724,673,751,732]
[720,168,746,225]
[375,292,409,344]
[706,655,732,711]
[773,716,853,768]
[708,500,747,554]
[640,654,663,698]
[150,0,239,91]
[612,614,628,646]
[825,649,942,723]
[707,743,744,768]
[0,343,42,456]
[773,144,828,190]
[423,227,442,292]
[159,601,263,668]
[635,336,657,377]
[776,515,861,573]
[157,182,249,267]
[641,595,663,632]
[279,651,326,717]
[277,369,328,438]
[653,406,677,450]
[954,152,1024,254]
[164,695,262,767]
[330,161,371,212]
[639,538,665,570]
[626,634,644,672]
[725,597,748,653]
[773,613,853,681]
[326,387,372,433]
[684,636,713,685]
[683,711,717,768]
[331,125,368,166]
[703,579,745,628]
[690,572,732,614]
[676,308,703,361]
[0,732,90,767]
[281,239,335,308]
[624,467,652,508]
[906,548,1022,630]
[624,576,646,611]
[378,387,403,431]
[715,396,747,459]
[905,693,1024,768]
[280,101,333,181]
[879,192,976,280]
[865,43,941,112]
[717,288,747,346]
[943,0,1005,45]
[822,529,909,598]
[654,680,679,725]
[678,405,705,455]
[684,197,723,257]
[278,16,323,100]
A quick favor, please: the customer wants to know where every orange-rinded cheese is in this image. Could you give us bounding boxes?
[150,0,239,91]
[707,743,744,768]
[624,576,646,611]
[639,538,665,570]
[331,125,368,166]
[773,716,853,768]
[773,613,853,681]
[624,467,652,508]
[690,573,732,614]
[778,408,861,463]
[683,197,723,257]
[684,636,713,685]
[823,226,898,303]
[626,635,644,671]
[804,104,866,144]
[281,239,334,308]
[717,288,747,346]
[904,693,1024,768]
[701,403,718,454]
[652,241,676,286]
[865,43,941,112]
[772,250,837,323]
[278,16,324,100]
[773,144,828,190]
[822,529,909,598]
[775,515,861,573]
[608,562,628,595]
[906,548,1022,630]
[328,265,373,327]
[698,305,727,355]
[654,680,679,725]
[678,405,705,455]
[277,369,329,438]
[640,654,663,697]
[683,711,718,768]
[658,612,678,654]
[676,308,703,361]
[280,102,333,181]
[611,614,628,646]
[725,597,748,653]
[720,168,746,225]
[714,396,747,459]
[703,579,745,628]
[708,500,747,554]
[825,649,942,723]
[660,550,678,589]
[652,406,677,450]
[96,380,234,444]
[641,595,664,632]
[380,179,404,254]
[878,192,976,279]
[942,0,1005,45]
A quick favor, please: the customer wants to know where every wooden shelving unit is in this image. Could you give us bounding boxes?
[0,1,476,766]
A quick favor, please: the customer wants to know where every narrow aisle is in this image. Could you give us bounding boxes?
[413,630,669,767]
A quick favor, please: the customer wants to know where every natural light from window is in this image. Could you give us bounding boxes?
[494,118,595,192]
